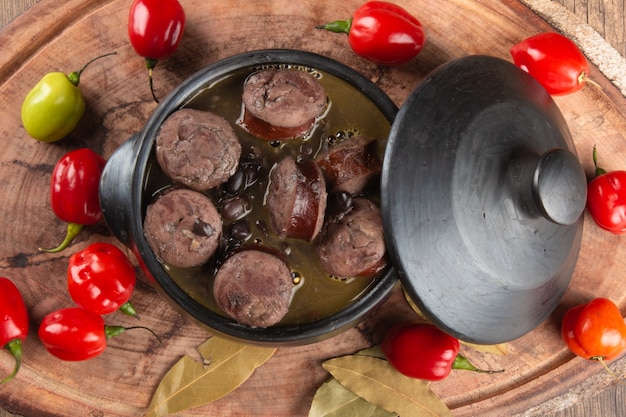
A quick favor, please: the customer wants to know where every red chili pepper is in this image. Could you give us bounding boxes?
[381,322,501,381]
[586,146,626,234]
[562,298,626,362]
[38,307,159,361]
[316,1,426,66]
[68,243,137,317]
[0,278,28,384]
[128,0,186,102]
[510,32,589,95]
[40,148,106,253]
[38,307,107,361]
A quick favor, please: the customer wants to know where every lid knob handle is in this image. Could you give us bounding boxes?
[531,148,587,225]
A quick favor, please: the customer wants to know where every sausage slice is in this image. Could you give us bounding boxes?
[156,109,242,191]
[316,135,382,195]
[316,197,387,278]
[143,188,222,268]
[213,249,293,327]
[266,156,327,241]
[239,69,327,140]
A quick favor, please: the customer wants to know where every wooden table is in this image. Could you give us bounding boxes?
[551,0,626,59]
[1,1,626,416]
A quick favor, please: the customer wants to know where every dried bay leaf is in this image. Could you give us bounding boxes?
[309,378,398,417]
[354,345,385,359]
[323,355,453,417]
[461,341,508,355]
[144,337,276,417]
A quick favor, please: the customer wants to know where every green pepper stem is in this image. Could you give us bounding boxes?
[452,354,504,374]
[67,52,118,86]
[105,325,162,345]
[1,339,23,384]
[592,145,607,177]
[120,301,140,319]
[145,58,160,103]
[315,18,352,34]
[39,222,83,253]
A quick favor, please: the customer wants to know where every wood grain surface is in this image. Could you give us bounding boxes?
[0,0,36,25]
[553,0,626,58]
[1,1,626,417]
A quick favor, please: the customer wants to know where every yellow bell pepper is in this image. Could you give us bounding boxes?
[20,52,116,143]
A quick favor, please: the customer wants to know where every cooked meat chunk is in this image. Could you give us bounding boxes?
[213,249,293,327]
[239,69,327,140]
[266,156,327,241]
[317,197,387,277]
[144,188,222,268]
[156,109,241,191]
[316,135,382,195]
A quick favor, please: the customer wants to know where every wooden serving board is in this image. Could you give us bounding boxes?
[1,0,626,416]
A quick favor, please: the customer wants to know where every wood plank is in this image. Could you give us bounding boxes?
[604,0,625,53]
[587,0,606,38]
[553,0,625,57]
[0,0,37,26]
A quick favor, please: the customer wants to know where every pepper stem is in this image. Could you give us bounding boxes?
[1,339,23,384]
[592,357,626,385]
[39,222,83,253]
[67,52,118,86]
[105,325,162,345]
[145,58,160,103]
[578,70,602,91]
[592,145,607,177]
[452,354,504,374]
[315,18,352,34]
[119,301,140,319]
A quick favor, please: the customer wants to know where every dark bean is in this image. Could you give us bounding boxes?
[243,145,263,162]
[336,191,353,210]
[243,163,261,188]
[221,195,251,221]
[224,167,245,194]
[328,191,353,216]
[228,238,244,252]
[192,218,217,238]
[229,219,251,241]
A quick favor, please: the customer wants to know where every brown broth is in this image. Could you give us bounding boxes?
[142,65,391,326]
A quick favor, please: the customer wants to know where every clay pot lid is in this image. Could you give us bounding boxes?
[381,55,587,344]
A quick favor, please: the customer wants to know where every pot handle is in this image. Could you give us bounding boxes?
[512,148,587,225]
[99,135,140,246]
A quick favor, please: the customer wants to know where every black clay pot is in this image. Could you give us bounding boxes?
[100,51,587,346]
[99,50,399,346]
